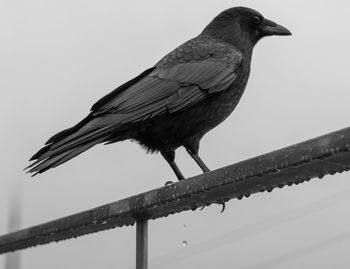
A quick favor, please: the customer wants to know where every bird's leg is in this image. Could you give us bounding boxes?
[186,148,210,173]
[161,150,185,184]
[185,141,212,210]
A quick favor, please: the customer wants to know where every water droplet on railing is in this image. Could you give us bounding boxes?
[182,240,187,247]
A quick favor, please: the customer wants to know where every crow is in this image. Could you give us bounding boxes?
[27,7,291,180]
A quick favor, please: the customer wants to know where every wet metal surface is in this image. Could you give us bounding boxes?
[1,127,350,254]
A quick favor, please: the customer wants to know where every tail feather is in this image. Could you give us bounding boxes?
[45,114,93,145]
[27,115,117,175]
[29,144,51,161]
[50,138,105,168]
[27,68,157,176]
[34,125,114,164]
[28,151,71,175]
[51,114,119,150]
[27,137,106,175]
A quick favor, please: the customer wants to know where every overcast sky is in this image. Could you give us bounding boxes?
[1,0,350,268]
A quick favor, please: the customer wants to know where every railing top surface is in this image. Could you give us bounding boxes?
[1,127,350,254]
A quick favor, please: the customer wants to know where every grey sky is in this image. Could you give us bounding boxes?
[1,0,350,268]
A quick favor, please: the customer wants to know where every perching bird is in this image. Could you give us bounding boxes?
[27,7,291,180]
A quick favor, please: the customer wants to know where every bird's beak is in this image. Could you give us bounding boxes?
[260,18,292,36]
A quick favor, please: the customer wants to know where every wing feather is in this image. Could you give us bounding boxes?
[47,59,240,152]
[54,57,241,149]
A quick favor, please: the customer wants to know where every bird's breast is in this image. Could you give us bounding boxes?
[192,73,250,134]
[132,69,250,152]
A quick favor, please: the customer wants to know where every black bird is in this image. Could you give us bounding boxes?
[27,7,291,180]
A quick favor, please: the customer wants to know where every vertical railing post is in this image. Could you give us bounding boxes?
[136,220,148,269]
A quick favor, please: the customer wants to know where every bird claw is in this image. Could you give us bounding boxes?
[219,202,226,213]
[165,180,175,186]
[199,203,225,212]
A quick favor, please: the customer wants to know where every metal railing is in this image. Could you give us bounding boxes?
[1,127,350,269]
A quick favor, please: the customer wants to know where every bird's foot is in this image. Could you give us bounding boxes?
[219,202,226,213]
[199,201,225,212]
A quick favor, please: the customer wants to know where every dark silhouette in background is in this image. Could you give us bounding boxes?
[5,183,21,269]
[27,7,291,180]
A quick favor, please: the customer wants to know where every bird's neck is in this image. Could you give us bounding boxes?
[202,26,255,57]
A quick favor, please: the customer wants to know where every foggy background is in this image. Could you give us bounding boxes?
[1,0,350,268]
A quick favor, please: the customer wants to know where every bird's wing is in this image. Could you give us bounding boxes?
[47,39,242,151]
[93,62,239,117]
[93,38,243,117]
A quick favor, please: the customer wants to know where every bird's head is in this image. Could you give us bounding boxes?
[203,7,291,51]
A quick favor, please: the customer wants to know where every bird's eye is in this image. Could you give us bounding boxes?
[251,15,262,25]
